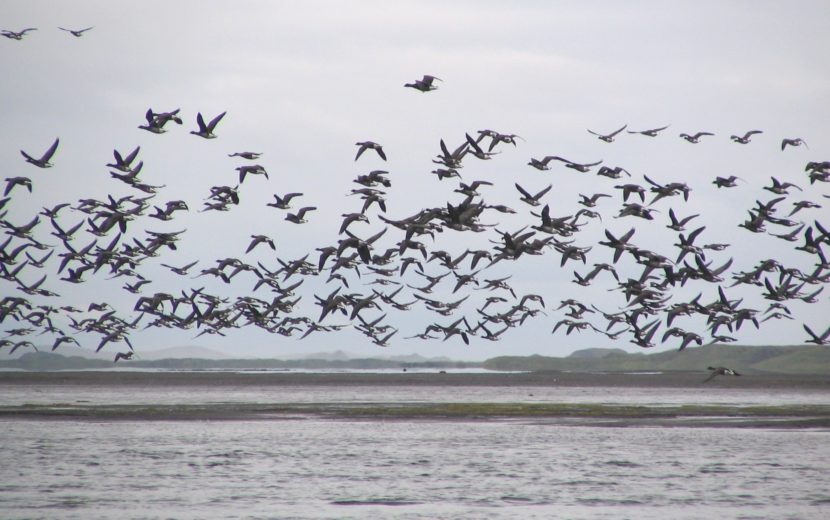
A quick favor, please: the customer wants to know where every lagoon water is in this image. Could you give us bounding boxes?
[2,375,829,519]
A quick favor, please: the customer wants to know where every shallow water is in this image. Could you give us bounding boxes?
[1,418,829,519]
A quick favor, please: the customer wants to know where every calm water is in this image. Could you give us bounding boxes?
[1,382,829,519]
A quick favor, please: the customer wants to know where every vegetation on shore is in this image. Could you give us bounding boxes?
[1,344,828,374]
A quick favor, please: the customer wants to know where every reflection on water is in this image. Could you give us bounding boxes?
[1,419,829,519]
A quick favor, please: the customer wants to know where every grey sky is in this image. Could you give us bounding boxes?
[2,1,828,359]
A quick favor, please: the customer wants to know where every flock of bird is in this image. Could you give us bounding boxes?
[2,30,829,366]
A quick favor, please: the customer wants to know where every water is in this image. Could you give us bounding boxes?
[1,382,829,519]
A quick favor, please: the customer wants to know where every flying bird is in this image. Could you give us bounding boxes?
[1,28,37,40]
[355,141,386,161]
[228,151,262,159]
[285,206,317,224]
[781,138,808,151]
[730,130,763,144]
[21,138,59,168]
[515,183,552,206]
[679,131,714,143]
[703,366,741,383]
[587,124,627,142]
[59,26,94,37]
[803,323,830,345]
[191,111,227,139]
[404,75,442,92]
[627,125,670,137]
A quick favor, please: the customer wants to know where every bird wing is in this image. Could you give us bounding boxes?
[207,111,226,131]
[534,184,553,200]
[514,183,532,199]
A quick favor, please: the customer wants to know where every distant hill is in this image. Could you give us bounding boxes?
[484,344,830,374]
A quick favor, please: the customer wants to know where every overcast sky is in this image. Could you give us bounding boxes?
[2,1,829,360]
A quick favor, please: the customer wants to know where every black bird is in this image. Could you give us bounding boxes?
[1,28,37,40]
[627,125,670,137]
[803,324,830,345]
[285,207,316,224]
[267,192,303,210]
[730,130,763,144]
[229,151,262,159]
[355,141,386,161]
[703,366,740,383]
[515,183,552,206]
[191,111,227,139]
[679,131,714,143]
[59,26,94,37]
[781,138,808,151]
[404,75,442,92]
[587,124,627,142]
[713,176,743,188]
[21,138,59,168]
[114,351,134,362]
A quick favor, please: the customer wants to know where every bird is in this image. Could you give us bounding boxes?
[627,125,670,137]
[781,138,808,151]
[703,366,741,383]
[58,26,94,37]
[190,111,227,139]
[246,235,276,254]
[587,124,627,142]
[355,141,386,161]
[114,351,134,362]
[160,261,198,276]
[527,156,560,171]
[21,138,59,168]
[404,75,442,92]
[578,193,610,208]
[236,164,268,183]
[107,146,141,172]
[1,28,37,40]
[139,108,182,134]
[515,183,552,206]
[666,208,699,231]
[267,192,303,210]
[730,130,763,144]
[550,156,603,172]
[803,324,830,345]
[285,206,316,224]
[4,177,33,196]
[679,131,714,143]
[713,175,743,188]
[228,151,262,159]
